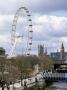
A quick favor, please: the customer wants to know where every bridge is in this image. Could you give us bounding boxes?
[52,60,67,72]
[43,73,67,82]
[53,60,67,65]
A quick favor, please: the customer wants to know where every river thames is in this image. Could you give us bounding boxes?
[45,82,67,90]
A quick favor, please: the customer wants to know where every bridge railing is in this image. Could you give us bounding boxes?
[53,60,67,64]
[44,73,65,78]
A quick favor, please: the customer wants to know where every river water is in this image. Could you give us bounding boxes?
[45,82,67,90]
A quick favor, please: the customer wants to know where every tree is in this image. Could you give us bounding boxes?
[5,59,19,89]
[13,56,33,86]
[0,57,6,90]
[39,55,53,72]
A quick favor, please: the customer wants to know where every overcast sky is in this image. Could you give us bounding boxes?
[0,0,67,55]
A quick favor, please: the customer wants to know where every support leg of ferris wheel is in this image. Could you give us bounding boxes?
[7,36,23,58]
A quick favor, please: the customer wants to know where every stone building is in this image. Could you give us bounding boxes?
[50,43,67,60]
[38,45,44,56]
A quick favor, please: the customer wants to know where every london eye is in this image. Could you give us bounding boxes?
[10,7,33,57]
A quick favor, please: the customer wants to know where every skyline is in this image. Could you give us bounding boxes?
[0,0,67,55]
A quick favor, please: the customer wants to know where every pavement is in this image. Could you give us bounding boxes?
[0,73,44,90]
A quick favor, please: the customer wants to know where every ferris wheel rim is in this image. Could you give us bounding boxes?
[11,6,33,56]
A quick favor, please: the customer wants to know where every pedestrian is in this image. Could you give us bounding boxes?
[24,81,27,90]
[7,82,10,90]
[35,77,38,82]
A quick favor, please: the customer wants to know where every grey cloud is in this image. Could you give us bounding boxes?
[33,24,67,42]
[28,0,67,14]
[49,30,67,37]
[0,0,67,15]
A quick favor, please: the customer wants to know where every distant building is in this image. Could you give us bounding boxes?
[60,42,64,60]
[50,43,67,60]
[50,52,60,60]
[38,45,44,56]
[44,47,48,55]
[0,47,6,58]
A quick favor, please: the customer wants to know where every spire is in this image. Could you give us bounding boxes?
[60,42,64,60]
[57,49,59,53]
[61,42,64,49]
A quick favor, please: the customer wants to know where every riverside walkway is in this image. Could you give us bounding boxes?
[1,72,67,90]
[0,73,44,90]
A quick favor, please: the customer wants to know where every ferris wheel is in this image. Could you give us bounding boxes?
[10,7,33,57]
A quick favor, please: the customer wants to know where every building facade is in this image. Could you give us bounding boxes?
[50,43,67,60]
[38,45,44,56]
